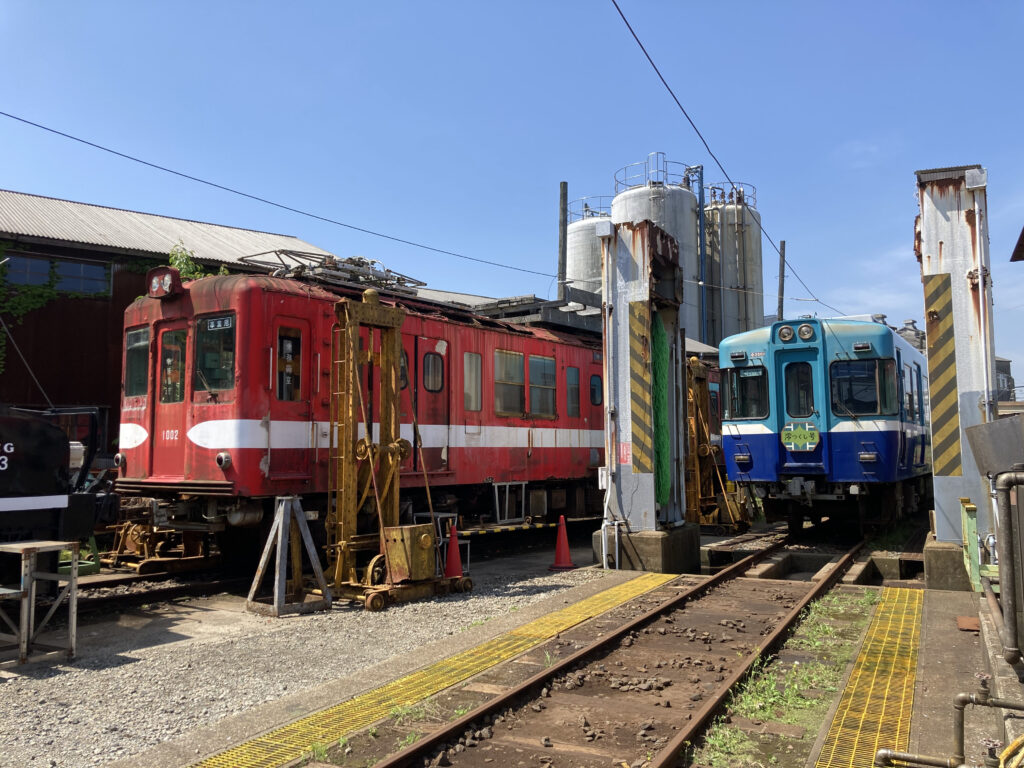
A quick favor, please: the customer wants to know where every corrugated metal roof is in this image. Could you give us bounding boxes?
[0,188,333,264]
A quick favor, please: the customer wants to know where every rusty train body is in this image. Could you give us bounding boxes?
[114,266,606,539]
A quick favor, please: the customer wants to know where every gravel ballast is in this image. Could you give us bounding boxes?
[0,547,608,768]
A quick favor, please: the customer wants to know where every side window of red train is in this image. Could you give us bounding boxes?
[124,328,149,397]
[400,350,409,390]
[159,330,187,403]
[566,366,580,417]
[529,355,556,418]
[423,352,444,393]
[277,327,302,401]
[494,350,525,416]
[590,374,603,406]
[464,352,481,411]
[194,314,235,393]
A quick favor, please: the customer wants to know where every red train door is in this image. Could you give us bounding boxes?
[151,321,189,477]
[416,336,449,474]
[269,318,312,478]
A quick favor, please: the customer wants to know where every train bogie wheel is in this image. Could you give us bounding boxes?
[364,592,386,612]
[456,576,473,593]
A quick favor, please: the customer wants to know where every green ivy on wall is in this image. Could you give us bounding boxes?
[0,241,61,375]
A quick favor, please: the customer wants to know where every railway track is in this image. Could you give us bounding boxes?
[364,538,861,768]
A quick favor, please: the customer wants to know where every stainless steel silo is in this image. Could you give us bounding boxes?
[611,153,700,338]
[566,197,612,296]
[704,183,763,343]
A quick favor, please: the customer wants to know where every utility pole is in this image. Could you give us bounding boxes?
[777,240,786,321]
[557,181,568,301]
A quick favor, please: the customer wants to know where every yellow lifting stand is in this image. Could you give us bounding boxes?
[685,357,751,532]
[327,289,467,611]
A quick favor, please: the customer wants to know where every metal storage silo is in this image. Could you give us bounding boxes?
[704,183,763,343]
[611,153,701,338]
[565,197,612,295]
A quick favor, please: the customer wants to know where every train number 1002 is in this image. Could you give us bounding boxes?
[162,430,180,442]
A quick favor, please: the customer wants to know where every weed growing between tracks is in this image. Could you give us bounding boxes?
[690,587,879,768]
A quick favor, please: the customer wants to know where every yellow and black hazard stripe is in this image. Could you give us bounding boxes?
[924,273,962,477]
[629,301,654,475]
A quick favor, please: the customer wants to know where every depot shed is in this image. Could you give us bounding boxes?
[0,189,333,454]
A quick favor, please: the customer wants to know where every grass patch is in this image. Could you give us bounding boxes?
[396,731,419,749]
[693,588,878,767]
[388,704,427,725]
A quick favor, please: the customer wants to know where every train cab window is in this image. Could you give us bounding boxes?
[784,362,814,418]
[423,352,444,393]
[194,314,235,392]
[529,355,556,418]
[400,350,409,390]
[464,352,481,411]
[830,359,898,416]
[590,374,602,406]
[124,328,149,397]
[159,329,187,403]
[276,328,302,401]
[723,367,769,420]
[494,350,525,415]
[566,367,580,417]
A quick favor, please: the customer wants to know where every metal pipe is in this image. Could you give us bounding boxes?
[993,470,1024,664]
[873,749,960,767]
[951,675,1024,765]
[693,165,707,344]
[981,576,1005,638]
[558,181,568,301]
[974,190,996,423]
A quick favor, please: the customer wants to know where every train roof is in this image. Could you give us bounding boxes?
[131,271,600,347]
[719,317,923,364]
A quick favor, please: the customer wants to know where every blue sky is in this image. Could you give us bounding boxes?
[2,2,1023,366]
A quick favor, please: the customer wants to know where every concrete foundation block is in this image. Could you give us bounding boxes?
[592,524,700,574]
[924,534,972,591]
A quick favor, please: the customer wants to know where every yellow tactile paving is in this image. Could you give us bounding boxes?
[192,571,677,768]
[814,587,923,768]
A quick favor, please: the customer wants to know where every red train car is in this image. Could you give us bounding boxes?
[114,265,605,541]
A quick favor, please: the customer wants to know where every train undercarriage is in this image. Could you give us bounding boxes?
[756,475,933,536]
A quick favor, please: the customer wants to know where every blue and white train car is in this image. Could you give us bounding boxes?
[718,318,931,533]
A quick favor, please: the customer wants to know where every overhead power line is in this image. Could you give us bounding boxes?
[0,110,556,279]
[608,0,845,316]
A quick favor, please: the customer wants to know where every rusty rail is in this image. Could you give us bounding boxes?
[372,535,847,768]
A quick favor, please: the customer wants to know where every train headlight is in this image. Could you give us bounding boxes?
[113,452,124,468]
[797,324,814,340]
[778,325,795,341]
[215,451,232,470]
[146,267,184,299]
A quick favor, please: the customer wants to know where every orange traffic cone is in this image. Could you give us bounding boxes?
[549,515,577,571]
[444,522,463,578]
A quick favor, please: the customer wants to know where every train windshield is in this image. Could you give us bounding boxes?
[723,367,769,420]
[194,314,236,392]
[830,359,898,416]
